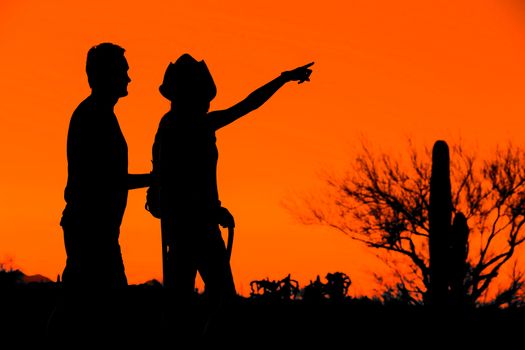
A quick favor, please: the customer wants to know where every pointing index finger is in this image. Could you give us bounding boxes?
[301,62,315,69]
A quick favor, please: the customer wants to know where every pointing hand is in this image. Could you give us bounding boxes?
[281,62,314,84]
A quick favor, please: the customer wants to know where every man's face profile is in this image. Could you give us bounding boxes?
[112,55,130,98]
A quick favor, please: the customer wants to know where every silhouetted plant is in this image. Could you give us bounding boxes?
[250,278,280,298]
[302,272,351,303]
[293,140,525,306]
[449,212,469,307]
[324,272,352,301]
[428,141,470,307]
[302,275,326,303]
[250,274,299,302]
[379,280,418,306]
[0,263,24,288]
[428,140,452,306]
[278,274,300,301]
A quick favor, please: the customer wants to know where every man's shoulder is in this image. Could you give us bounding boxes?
[67,97,101,138]
[69,96,110,132]
[71,96,95,119]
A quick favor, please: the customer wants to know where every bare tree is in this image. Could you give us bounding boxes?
[293,141,525,306]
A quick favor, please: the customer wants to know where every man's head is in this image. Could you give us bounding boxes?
[86,43,130,98]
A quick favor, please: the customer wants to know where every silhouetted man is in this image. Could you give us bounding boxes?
[49,43,153,344]
[60,43,151,288]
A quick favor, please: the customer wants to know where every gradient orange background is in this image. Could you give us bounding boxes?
[2,0,525,296]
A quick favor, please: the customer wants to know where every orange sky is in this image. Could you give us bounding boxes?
[2,0,525,297]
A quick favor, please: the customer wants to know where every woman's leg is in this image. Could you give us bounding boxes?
[197,224,237,340]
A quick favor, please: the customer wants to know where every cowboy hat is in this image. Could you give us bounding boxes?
[159,53,217,102]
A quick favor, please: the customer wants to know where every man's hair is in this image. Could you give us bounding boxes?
[86,43,126,89]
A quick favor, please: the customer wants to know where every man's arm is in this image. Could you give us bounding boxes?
[128,173,152,190]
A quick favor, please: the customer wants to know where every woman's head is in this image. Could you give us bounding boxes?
[159,53,216,111]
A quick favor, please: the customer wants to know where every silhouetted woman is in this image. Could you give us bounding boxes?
[152,54,313,338]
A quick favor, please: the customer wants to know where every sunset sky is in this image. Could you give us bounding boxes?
[2,0,525,296]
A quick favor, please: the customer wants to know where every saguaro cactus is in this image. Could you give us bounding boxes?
[428,140,470,308]
[429,140,452,307]
[449,212,469,307]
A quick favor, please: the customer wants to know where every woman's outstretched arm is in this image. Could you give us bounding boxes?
[209,62,314,130]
